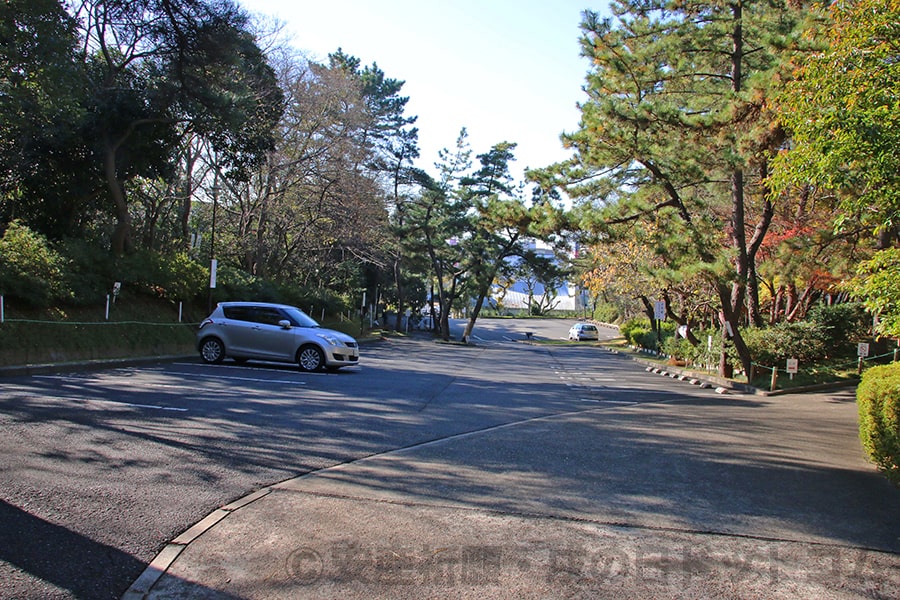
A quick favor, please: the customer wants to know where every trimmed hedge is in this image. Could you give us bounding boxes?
[741,321,829,366]
[857,362,900,485]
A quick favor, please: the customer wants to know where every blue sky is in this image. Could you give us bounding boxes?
[239,0,604,181]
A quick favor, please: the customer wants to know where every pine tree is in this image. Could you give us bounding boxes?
[554,0,807,378]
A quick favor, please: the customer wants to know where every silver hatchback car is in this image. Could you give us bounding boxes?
[568,322,599,341]
[196,302,360,371]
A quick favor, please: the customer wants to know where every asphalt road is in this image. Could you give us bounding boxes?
[1,319,898,599]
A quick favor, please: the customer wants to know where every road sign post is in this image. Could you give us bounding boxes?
[786,358,799,381]
[858,343,870,374]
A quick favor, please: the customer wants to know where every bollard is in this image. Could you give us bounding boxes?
[770,366,778,392]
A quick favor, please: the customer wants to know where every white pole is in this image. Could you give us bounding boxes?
[1,295,4,323]
[178,301,183,323]
[105,295,110,320]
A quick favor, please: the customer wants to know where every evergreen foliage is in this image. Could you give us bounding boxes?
[857,363,900,485]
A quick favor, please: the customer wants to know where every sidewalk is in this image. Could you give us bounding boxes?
[124,386,900,599]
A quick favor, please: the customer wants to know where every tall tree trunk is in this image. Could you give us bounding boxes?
[255,184,269,278]
[723,167,753,379]
[462,284,490,343]
[718,1,755,380]
[180,137,198,252]
[393,256,405,332]
[103,136,132,255]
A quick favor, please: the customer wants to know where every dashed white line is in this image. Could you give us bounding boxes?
[579,398,638,405]
[118,402,189,412]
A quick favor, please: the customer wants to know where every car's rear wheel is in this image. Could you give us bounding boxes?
[199,337,226,364]
[297,345,325,372]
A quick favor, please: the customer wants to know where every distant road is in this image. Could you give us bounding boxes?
[446,317,618,343]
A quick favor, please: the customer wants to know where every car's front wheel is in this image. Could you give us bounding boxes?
[297,344,325,372]
[199,337,226,364]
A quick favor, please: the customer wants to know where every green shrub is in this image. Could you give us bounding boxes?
[807,302,870,357]
[592,301,619,324]
[742,321,829,367]
[0,221,70,306]
[661,335,694,361]
[857,363,900,485]
[620,317,651,346]
[58,239,116,304]
[620,316,681,350]
[205,266,349,317]
[114,250,197,301]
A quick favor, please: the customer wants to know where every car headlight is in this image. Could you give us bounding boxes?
[317,333,339,346]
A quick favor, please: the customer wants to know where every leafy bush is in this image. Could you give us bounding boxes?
[0,221,70,306]
[213,266,283,304]
[620,316,677,350]
[807,302,870,357]
[126,251,206,301]
[661,335,694,362]
[620,317,651,346]
[742,321,829,366]
[660,327,736,369]
[56,241,206,305]
[209,265,348,317]
[58,239,116,304]
[852,248,900,338]
[593,301,620,324]
[857,362,900,485]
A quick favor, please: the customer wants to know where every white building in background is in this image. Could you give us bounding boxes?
[489,239,588,313]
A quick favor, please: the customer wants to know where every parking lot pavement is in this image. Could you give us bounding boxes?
[130,387,900,599]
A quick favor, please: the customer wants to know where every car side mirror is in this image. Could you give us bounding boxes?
[278,320,292,329]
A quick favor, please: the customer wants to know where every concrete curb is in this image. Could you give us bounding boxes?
[625,352,858,396]
[122,488,275,599]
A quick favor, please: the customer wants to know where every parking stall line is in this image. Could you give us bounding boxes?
[35,371,309,387]
[165,371,309,386]
[17,394,190,413]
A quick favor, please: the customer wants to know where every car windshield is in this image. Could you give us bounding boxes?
[283,307,320,328]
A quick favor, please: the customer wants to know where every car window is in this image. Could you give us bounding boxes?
[283,307,319,328]
[252,307,285,326]
[223,306,252,322]
[584,325,597,332]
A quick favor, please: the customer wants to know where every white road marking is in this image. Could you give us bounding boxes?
[25,394,190,413]
[580,399,637,405]
[117,402,189,412]
[36,370,308,386]
[166,371,308,385]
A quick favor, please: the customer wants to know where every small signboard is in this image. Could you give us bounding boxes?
[858,342,870,357]
[654,300,666,320]
[209,259,218,288]
[786,358,799,374]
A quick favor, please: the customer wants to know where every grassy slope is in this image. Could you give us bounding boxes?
[0,293,374,367]
[0,294,200,366]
